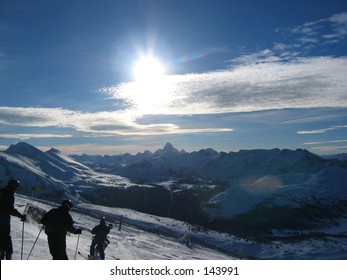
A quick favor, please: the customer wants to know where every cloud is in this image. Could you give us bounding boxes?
[324,12,347,41]
[309,145,347,154]
[297,125,347,135]
[297,128,335,135]
[282,12,347,47]
[103,56,347,115]
[0,107,136,133]
[0,133,73,140]
[305,140,347,145]
[0,107,71,127]
[0,106,232,138]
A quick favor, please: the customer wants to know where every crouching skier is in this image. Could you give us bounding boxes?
[89,217,112,260]
[41,200,82,260]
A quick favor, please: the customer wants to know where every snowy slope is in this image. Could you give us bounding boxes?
[9,194,347,260]
[0,142,133,202]
[11,194,233,260]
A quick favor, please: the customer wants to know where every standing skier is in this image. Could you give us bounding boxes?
[41,200,82,260]
[89,217,112,260]
[0,179,26,260]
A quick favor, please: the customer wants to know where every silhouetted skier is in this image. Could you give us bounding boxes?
[0,180,26,260]
[89,217,112,260]
[41,200,82,260]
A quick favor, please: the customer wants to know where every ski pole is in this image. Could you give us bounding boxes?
[27,225,44,260]
[21,220,25,260]
[74,233,80,260]
[118,215,123,231]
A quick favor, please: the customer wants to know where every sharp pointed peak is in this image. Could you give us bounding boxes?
[154,142,180,155]
[163,142,176,150]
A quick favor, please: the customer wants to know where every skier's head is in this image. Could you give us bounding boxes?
[100,216,106,225]
[62,199,73,210]
[6,179,20,193]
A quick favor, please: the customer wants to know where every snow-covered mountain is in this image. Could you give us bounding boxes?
[72,144,344,185]
[71,143,347,232]
[1,142,347,241]
[0,142,132,203]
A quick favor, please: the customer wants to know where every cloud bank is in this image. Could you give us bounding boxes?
[0,106,232,139]
[103,55,347,115]
[1,53,346,140]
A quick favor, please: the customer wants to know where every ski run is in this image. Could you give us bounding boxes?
[10,194,234,260]
[6,193,347,260]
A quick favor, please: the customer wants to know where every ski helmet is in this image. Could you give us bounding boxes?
[7,179,20,191]
[62,199,73,210]
[100,216,106,224]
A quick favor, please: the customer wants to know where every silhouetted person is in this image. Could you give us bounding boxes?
[0,180,26,260]
[89,216,112,260]
[41,200,82,260]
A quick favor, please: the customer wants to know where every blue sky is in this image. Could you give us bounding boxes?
[1,0,347,155]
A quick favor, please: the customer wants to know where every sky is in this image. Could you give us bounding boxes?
[0,0,347,155]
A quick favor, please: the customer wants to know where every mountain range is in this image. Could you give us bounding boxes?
[1,142,347,237]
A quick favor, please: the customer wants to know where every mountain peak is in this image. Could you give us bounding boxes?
[6,142,44,156]
[163,142,176,151]
[198,148,218,156]
[46,147,61,154]
[154,143,180,156]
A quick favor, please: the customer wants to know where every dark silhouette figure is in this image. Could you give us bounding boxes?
[0,180,26,260]
[41,200,82,260]
[89,217,112,260]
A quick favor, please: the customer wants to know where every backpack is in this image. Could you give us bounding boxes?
[42,208,65,234]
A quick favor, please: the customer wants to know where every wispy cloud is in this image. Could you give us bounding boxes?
[297,125,347,135]
[298,128,335,135]
[279,12,347,49]
[323,12,347,42]
[305,139,347,145]
[0,106,232,138]
[309,145,347,154]
[0,133,73,140]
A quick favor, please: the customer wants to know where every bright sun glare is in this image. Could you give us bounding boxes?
[133,56,165,81]
[128,54,175,115]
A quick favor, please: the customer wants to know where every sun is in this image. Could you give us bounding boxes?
[127,54,174,115]
[133,55,165,81]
